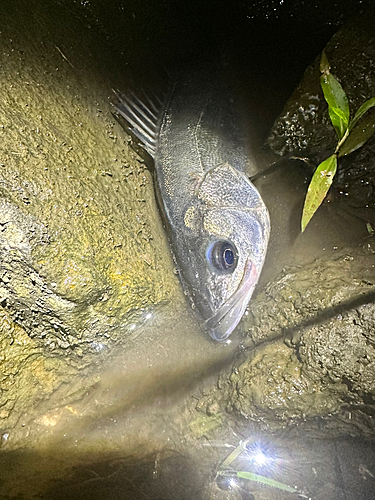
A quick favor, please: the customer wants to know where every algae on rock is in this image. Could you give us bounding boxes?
[0,1,179,438]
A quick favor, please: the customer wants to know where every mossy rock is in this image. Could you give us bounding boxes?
[0,1,180,435]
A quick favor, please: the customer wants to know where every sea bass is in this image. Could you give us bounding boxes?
[114,71,270,341]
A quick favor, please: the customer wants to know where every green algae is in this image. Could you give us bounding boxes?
[0,0,184,460]
[189,412,223,438]
[0,2,179,357]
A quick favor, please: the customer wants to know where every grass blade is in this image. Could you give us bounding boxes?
[236,471,298,493]
[220,443,245,469]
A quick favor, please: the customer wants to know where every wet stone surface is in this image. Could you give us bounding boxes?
[197,248,375,436]
[267,7,375,227]
[0,3,178,353]
[241,249,375,346]
[0,0,181,450]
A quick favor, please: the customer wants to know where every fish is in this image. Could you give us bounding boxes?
[113,70,270,341]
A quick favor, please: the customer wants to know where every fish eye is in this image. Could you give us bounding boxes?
[208,240,238,273]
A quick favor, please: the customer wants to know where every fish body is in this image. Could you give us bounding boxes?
[114,71,270,341]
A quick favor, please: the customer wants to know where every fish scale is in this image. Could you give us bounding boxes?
[114,69,270,340]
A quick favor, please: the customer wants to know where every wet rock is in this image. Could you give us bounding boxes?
[207,8,375,436]
[0,307,81,431]
[267,7,375,226]
[0,3,177,349]
[241,250,375,345]
[0,2,178,434]
[211,248,375,436]
[268,8,375,160]
[228,341,346,422]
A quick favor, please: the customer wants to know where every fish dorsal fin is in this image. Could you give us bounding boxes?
[112,89,165,158]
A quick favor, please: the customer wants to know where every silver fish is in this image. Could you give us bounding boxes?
[114,71,270,341]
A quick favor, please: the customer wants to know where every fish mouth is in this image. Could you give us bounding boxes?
[203,259,258,341]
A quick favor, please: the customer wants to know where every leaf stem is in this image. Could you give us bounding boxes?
[335,126,349,153]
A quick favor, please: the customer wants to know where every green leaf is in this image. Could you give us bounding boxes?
[338,108,375,157]
[349,96,375,130]
[320,73,349,139]
[301,154,337,232]
[320,50,331,74]
[328,105,349,139]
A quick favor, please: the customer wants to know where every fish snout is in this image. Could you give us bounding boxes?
[203,259,258,341]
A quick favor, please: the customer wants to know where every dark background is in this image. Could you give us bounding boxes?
[56,0,373,141]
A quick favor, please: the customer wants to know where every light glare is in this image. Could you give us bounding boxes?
[254,451,268,466]
[228,477,237,488]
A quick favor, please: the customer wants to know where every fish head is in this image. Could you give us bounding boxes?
[177,162,270,341]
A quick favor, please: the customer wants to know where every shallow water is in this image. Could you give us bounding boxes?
[0,0,374,499]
